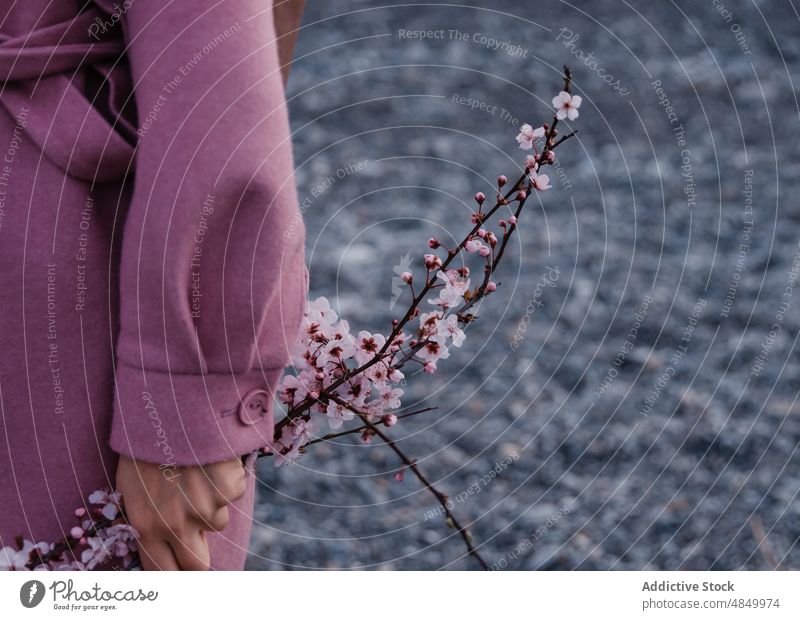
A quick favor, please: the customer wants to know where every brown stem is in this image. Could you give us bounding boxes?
[328,394,489,570]
[300,406,438,448]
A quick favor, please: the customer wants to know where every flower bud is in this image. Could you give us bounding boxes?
[498,175,507,187]
[474,191,486,204]
[479,246,491,257]
[516,190,527,201]
[395,470,405,482]
[428,238,440,249]
[401,271,413,283]
[70,526,84,539]
[508,215,517,226]
[424,253,442,270]
[487,281,497,292]
[360,430,373,444]
[382,413,398,427]
[74,507,86,518]
[546,150,556,163]
[315,372,325,381]
[477,228,487,238]
[309,391,320,400]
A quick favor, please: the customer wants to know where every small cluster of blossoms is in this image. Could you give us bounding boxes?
[6,74,581,570]
[1,490,138,570]
[269,273,469,464]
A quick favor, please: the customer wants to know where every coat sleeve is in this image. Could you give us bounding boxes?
[109,0,308,467]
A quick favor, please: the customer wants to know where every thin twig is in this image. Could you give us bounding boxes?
[301,406,438,447]
[749,515,783,570]
[329,394,489,570]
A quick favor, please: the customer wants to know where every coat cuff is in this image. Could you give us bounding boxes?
[110,361,282,467]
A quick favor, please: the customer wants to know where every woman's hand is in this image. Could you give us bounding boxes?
[115,455,247,570]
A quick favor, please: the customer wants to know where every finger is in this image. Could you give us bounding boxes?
[204,463,247,507]
[138,536,180,571]
[195,505,230,532]
[168,528,210,571]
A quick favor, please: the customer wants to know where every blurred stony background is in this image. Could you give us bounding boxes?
[245,0,800,569]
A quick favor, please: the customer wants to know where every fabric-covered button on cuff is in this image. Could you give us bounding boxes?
[239,388,270,426]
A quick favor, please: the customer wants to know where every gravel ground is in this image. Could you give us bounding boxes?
[245,0,800,570]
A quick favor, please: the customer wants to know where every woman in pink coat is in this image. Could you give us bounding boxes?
[0,0,307,569]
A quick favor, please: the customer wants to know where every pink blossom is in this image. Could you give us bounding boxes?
[552,91,582,121]
[515,123,545,150]
[526,155,538,170]
[378,386,403,410]
[307,296,338,324]
[417,339,451,363]
[424,253,442,270]
[290,417,316,444]
[419,311,440,338]
[387,367,404,383]
[279,374,309,405]
[530,171,551,191]
[367,363,390,386]
[88,490,122,520]
[326,401,355,429]
[0,541,47,570]
[319,332,356,365]
[465,237,484,253]
[341,375,372,405]
[433,314,466,347]
[355,330,386,365]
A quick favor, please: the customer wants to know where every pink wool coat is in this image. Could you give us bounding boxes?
[0,0,307,568]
